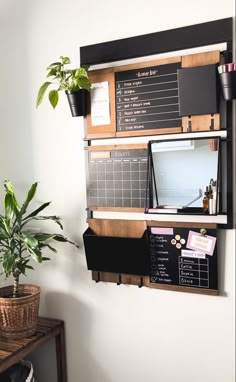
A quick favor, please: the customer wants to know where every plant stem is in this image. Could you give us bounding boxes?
[13,269,20,298]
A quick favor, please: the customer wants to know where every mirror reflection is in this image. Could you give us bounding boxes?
[150,138,219,211]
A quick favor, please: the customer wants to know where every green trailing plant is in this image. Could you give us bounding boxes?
[36,55,91,109]
[0,180,79,298]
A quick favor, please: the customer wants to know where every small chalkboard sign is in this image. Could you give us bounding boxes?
[115,62,182,132]
[149,226,218,291]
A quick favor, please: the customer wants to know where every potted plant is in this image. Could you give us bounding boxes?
[36,56,91,117]
[0,180,79,339]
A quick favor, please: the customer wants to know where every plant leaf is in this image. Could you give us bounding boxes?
[24,215,63,230]
[22,201,51,220]
[47,62,62,69]
[78,76,91,91]
[4,193,15,221]
[53,234,79,249]
[59,56,70,65]
[49,90,59,109]
[36,81,52,107]
[27,247,43,263]
[20,182,38,216]
[39,243,57,253]
[2,251,15,277]
[4,180,20,218]
[20,232,39,249]
[33,233,57,242]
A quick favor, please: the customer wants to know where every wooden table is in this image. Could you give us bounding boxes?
[0,317,67,382]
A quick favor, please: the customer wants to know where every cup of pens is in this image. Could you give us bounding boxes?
[218,63,236,101]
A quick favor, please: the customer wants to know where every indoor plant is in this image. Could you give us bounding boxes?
[0,180,79,339]
[36,55,91,116]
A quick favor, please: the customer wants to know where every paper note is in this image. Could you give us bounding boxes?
[151,227,174,235]
[181,249,206,259]
[91,81,110,126]
[186,230,216,256]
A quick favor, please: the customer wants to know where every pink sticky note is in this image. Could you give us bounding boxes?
[186,230,216,256]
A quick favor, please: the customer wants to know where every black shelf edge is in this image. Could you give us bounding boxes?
[80,18,232,66]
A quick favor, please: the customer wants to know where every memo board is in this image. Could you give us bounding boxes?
[147,222,218,293]
[86,52,221,139]
[86,144,148,211]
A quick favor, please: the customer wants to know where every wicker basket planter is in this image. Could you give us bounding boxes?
[0,284,40,340]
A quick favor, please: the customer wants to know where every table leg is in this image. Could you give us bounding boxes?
[55,326,67,382]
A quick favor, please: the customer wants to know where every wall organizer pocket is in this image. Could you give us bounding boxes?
[83,219,149,276]
[218,63,236,100]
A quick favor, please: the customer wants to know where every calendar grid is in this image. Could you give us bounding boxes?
[88,150,148,208]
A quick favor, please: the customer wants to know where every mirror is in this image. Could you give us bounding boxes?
[148,138,220,212]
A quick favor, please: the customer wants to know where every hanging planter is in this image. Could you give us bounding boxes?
[66,89,88,117]
[36,56,91,117]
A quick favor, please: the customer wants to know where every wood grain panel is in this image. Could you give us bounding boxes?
[181,51,220,68]
[114,56,182,72]
[143,277,218,295]
[116,127,182,137]
[86,143,147,151]
[87,218,146,238]
[182,114,220,132]
[146,221,217,229]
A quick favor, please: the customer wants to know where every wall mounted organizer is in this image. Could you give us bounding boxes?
[80,18,234,294]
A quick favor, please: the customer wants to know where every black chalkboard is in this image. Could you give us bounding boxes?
[115,62,182,132]
[149,226,218,291]
[88,148,148,208]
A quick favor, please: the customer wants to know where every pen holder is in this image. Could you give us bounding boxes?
[219,71,236,101]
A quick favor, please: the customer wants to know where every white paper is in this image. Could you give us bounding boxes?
[91,81,110,126]
[181,249,206,259]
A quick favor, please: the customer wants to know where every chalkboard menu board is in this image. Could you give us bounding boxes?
[88,148,148,209]
[115,62,182,132]
[149,226,218,291]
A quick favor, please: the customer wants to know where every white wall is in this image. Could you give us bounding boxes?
[0,1,235,381]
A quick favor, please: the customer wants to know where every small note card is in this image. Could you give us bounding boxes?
[186,230,216,256]
[91,81,111,126]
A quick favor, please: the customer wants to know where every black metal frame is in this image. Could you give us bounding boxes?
[80,18,233,228]
[145,136,222,215]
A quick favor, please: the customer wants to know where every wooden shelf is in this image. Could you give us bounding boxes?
[0,317,67,382]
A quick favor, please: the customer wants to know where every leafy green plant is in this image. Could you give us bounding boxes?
[36,56,91,109]
[0,180,79,297]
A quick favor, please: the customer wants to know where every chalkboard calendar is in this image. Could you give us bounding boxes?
[115,62,182,132]
[87,147,148,209]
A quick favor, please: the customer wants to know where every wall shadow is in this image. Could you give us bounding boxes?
[29,292,110,382]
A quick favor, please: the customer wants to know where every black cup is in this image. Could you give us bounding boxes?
[219,71,236,101]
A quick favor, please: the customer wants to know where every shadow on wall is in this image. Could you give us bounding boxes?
[0,0,35,183]
[29,292,110,382]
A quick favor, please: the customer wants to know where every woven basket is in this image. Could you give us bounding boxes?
[0,284,40,340]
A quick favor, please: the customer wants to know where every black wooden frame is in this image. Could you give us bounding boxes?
[80,18,232,66]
